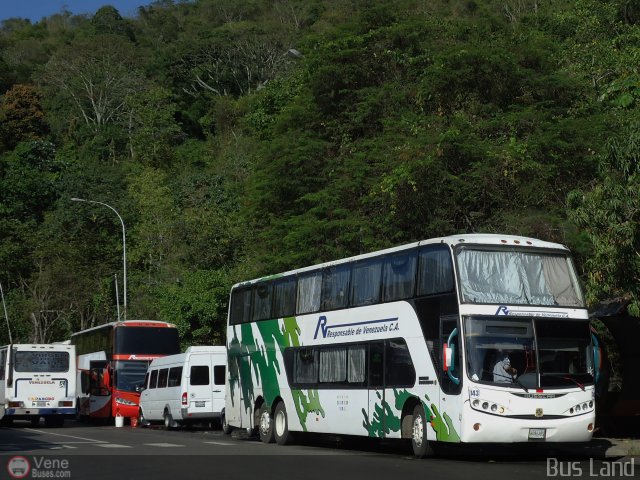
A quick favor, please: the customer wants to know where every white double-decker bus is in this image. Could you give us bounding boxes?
[224,234,597,456]
[0,343,77,427]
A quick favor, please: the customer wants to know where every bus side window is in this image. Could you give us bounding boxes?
[382,250,417,302]
[230,288,251,324]
[350,259,383,307]
[296,271,321,314]
[385,339,416,387]
[417,246,454,296]
[273,277,296,318]
[293,348,318,385]
[252,283,273,321]
[321,264,351,311]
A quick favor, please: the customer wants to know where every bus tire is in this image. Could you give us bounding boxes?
[258,404,275,443]
[273,401,294,446]
[221,409,232,435]
[30,417,40,427]
[411,404,433,458]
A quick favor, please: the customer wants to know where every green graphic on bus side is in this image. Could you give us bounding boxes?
[424,400,460,442]
[362,389,460,442]
[292,389,325,431]
[229,316,324,431]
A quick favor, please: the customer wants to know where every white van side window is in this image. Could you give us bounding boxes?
[157,368,169,388]
[213,365,225,385]
[190,366,209,386]
[168,367,182,387]
[149,370,158,389]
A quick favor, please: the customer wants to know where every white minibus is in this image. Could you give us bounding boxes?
[139,346,226,428]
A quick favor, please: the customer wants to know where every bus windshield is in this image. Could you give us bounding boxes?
[465,317,594,389]
[455,247,584,307]
[14,351,69,373]
[114,360,150,392]
[115,327,180,355]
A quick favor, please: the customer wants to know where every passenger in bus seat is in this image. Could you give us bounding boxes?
[493,352,518,383]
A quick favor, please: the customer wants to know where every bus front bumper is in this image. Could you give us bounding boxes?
[460,404,595,443]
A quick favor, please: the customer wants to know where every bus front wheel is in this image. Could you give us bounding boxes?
[411,405,434,458]
[273,401,293,446]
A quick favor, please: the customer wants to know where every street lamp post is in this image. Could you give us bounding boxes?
[71,197,127,321]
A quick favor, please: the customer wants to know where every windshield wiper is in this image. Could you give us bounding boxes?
[489,372,529,392]
[541,373,585,391]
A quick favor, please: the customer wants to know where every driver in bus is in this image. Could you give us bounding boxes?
[493,351,518,383]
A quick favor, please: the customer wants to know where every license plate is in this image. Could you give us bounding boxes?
[195,401,205,408]
[34,402,47,407]
[528,428,546,440]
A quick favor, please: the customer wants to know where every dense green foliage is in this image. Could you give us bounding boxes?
[1,0,639,346]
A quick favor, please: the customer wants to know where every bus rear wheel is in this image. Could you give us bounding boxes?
[411,405,433,458]
[258,404,275,443]
[273,401,293,446]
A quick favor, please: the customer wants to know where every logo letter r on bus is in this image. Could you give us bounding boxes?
[495,305,509,316]
[314,316,328,339]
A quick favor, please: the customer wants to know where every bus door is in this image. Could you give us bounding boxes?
[89,360,111,417]
[368,341,386,437]
[439,316,462,440]
[227,353,251,429]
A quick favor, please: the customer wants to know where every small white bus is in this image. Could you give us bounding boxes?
[139,346,226,428]
[0,344,77,427]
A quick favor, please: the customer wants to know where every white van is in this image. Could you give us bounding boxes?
[138,346,226,428]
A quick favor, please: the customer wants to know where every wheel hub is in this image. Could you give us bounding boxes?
[412,415,424,447]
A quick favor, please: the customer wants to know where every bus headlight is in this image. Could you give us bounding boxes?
[566,401,594,416]
[115,397,137,406]
[470,399,507,415]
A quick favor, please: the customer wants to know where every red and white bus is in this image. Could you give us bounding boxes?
[70,320,180,421]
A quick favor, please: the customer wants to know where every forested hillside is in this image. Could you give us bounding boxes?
[1,0,639,346]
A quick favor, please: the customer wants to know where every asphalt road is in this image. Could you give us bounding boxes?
[0,420,635,480]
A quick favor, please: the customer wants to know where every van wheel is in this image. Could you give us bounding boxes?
[164,410,177,430]
[273,401,293,445]
[221,409,232,435]
[138,409,148,427]
[411,404,434,458]
[258,404,275,443]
